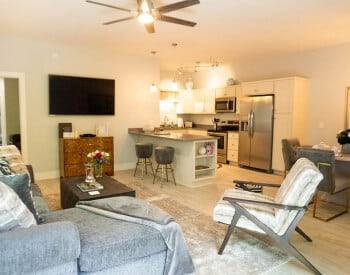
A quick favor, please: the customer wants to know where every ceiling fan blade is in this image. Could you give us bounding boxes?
[103,16,136,25]
[158,15,196,27]
[156,0,200,14]
[86,0,131,13]
[144,22,156,33]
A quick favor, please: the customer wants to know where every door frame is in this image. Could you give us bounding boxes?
[0,72,28,163]
[0,78,7,145]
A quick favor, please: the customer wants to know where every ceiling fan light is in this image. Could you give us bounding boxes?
[138,12,154,24]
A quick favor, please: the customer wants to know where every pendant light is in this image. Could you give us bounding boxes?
[149,50,158,93]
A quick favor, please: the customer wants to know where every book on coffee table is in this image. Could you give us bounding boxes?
[76,181,104,192]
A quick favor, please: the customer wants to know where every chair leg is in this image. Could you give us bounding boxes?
[153,164,159,184]
[218,214,240,255]
[134,159,140,177]
[280,241,321,275]
[295,226,312,242]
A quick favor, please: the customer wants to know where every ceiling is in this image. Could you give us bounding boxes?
[1,0,350,70]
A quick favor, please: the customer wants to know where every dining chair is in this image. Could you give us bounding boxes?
[297,147,350,221]
[281,138,300,176]
[214,158,323,275]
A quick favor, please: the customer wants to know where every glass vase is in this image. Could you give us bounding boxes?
[94,164,103,178]
[84,163,95,183]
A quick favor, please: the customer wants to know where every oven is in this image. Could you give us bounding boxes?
[215,97,236,113]
[208,131,228,163]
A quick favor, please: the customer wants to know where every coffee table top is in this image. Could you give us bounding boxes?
[60,176,135,201]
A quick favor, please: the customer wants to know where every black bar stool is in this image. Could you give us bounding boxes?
[153,146,176,187]
[134,143,154,178]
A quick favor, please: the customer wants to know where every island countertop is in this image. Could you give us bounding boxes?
[128,128,218,141]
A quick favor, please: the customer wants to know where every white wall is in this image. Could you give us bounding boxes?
[0,36,160,179]
[234,43,350,145]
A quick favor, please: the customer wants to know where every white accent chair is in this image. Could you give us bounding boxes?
[213,158,323,275]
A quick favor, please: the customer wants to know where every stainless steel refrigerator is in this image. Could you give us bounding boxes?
[238,95,274,172]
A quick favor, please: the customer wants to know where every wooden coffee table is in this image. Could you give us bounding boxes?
[60,176,136,209]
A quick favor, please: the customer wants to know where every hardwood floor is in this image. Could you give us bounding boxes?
[38,164,350,274]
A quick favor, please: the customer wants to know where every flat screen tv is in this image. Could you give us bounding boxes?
[49,75,115,115]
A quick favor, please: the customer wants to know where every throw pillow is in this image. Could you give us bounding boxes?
[0,174,39,222]
[0,181,36,232]
[0,158,14,176]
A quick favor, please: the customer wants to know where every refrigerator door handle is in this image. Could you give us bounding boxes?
[250,111,255,137]
[247,111,251,136]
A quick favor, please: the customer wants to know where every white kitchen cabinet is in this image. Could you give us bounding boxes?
[227,132,239,162]
[271,77,308,172]
[176,90,194,114]
[215,85,237,98]
[242,80,274,96]
[235,85,242,114]
[177,88,215,115]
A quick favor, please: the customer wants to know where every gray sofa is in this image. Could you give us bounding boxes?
[0,166,168,275]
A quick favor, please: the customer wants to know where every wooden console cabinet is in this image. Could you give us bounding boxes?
[59,137,114,177]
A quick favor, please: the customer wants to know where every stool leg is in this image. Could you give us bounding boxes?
[134,159,140,177]
[170,164,176,186]
[165,164,169,182]
[148,159,155,176]
[161,165,165,188]
[153,164,159,184]
[145,159,148,175]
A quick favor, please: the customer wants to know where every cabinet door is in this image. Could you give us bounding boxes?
[272,113,292,171]
[274,79,294,114]
[204,89,216,114]
[176,90,194,114]
[242,80,274,96]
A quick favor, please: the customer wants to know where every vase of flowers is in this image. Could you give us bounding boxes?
[87,150,110,178]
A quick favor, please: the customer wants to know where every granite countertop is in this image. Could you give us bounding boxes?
[128,128,218,141]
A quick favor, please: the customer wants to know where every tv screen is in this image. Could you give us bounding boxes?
[49,75,115,115]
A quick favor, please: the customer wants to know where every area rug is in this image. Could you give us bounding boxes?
[41,179,290,275]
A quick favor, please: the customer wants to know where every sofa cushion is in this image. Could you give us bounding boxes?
[0,181,36,232]
[43,207,167,272]
[0,158,14,175]
[0,174,37,219]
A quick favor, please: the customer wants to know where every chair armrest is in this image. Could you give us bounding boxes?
[234,180,281,188]
[0,221,80,274]
[223,197,306,211]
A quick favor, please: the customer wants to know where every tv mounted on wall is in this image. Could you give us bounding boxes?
[49,75,115,115]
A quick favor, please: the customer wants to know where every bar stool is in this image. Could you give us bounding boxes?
[134,143,154,178]
[153,146,176,187]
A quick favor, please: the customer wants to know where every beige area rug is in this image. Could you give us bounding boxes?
[41,179,290,275]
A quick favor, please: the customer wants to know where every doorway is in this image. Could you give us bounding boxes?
[0,72,27,162]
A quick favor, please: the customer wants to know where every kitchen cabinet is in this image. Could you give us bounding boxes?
[242,80,274,96]
[216,86,236,98]
[176,88,215,115]
[227,132,239,162]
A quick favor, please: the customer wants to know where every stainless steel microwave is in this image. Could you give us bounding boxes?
[215,97,236,113]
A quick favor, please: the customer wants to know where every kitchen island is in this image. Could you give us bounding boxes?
[129,128,218,187]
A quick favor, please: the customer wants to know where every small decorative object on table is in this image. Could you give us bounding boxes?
[77,181,104,192]
[337,129,350,154]
[87,150,110,178]
[198,146,207,156]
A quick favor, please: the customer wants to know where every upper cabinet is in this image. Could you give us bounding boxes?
[216,86,236,98]
[242,80,274,96]
[176,88,216,115]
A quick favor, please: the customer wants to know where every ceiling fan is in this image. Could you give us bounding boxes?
[86,0,200,33]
